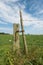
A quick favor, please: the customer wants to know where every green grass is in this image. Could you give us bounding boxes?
[0,34,43,65]
[0,34,13,65]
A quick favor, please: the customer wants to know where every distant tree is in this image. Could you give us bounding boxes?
[0,32,10,35]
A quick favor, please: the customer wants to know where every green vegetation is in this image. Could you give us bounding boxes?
[0,34,13,65]
[0,34,43,65]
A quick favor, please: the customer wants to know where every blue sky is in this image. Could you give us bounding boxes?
[0,0,43,34]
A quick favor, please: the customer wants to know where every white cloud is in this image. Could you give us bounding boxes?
[18,3,26,10]
[0,0,19,2]
[0,1,20,23]
[0,1,43,27]
[21,10,43,27]
[0,21,7,24]
[37,10,43,15]
[0,27,13,34]
[0,0,43,34]
[33,21,43,29]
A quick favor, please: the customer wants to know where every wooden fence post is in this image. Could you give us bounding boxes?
[20,10,28,55]
[13,24,20,54]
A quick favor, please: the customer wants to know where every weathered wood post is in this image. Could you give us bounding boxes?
[13,24,20,54]
[13,10,28,55]
[20,10,28,55]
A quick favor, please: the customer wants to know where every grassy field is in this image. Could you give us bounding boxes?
[0,34,43,65]
[0,34,13,65]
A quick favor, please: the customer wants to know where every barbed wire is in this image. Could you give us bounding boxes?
[23,20,43,21]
